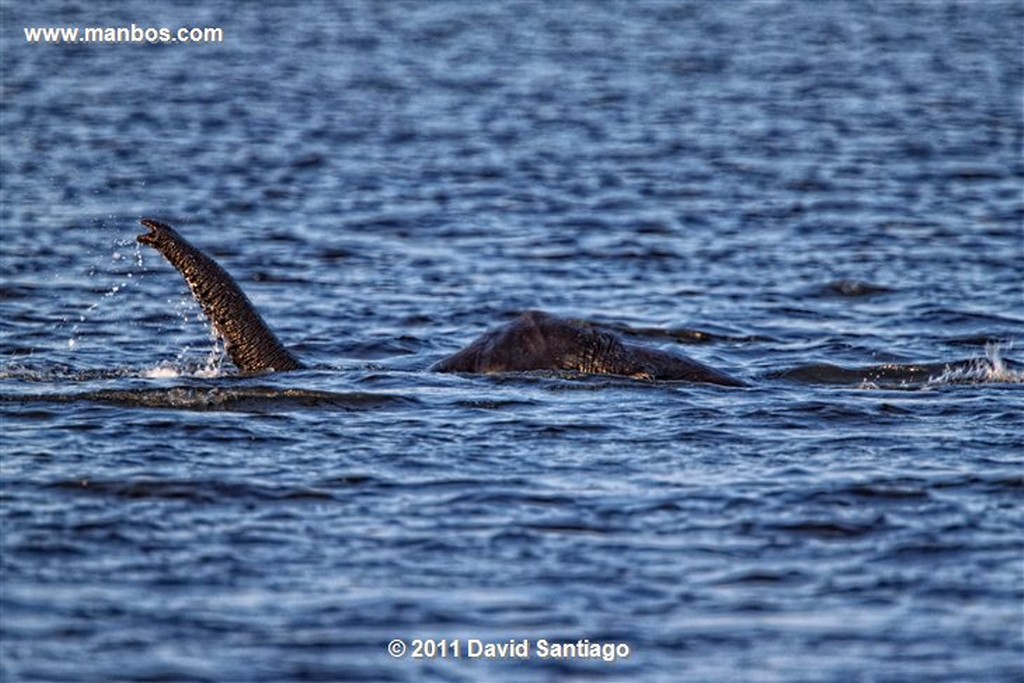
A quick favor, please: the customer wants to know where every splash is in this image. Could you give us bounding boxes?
[58,235,230,377]
[140,360,224,380]
[926,343,1022,386]
[65,238,147,351]
[141,365,183,380]
[142,336,227,379]
[774,344,1022,389]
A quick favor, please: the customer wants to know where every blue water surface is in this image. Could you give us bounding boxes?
[2,2,1022,681]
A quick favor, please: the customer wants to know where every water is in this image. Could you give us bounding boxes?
[2,1,1022,681]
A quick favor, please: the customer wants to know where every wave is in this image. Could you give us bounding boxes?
[0,385,420,412]
[596,321,765,344]
[768,346,1022,388]
[2,346,1018,413]
[43,477,341,503]
[0,359,227,383]
[807,279,895,298]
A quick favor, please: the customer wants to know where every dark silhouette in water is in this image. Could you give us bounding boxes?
[430,310,743,384]
[138,219,745,385]
[138,219,302,373]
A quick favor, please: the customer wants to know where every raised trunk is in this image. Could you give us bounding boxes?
[138,219,303,373]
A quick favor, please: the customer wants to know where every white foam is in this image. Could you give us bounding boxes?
[927,343,1022,386]
[142,365,181,379]
[141,358,225,380]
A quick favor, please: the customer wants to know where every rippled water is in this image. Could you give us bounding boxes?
[2,1,1022,681]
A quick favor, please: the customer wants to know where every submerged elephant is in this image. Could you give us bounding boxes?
[137,218,744,386]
